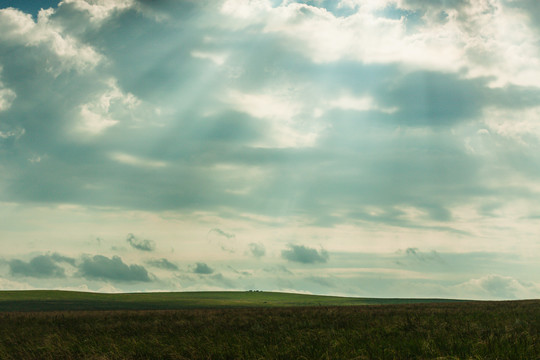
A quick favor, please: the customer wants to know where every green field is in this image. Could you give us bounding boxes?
[0,291,538,359]
[0,290,462,311]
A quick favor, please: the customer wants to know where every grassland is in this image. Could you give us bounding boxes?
[0,291,538,359]
[0,290,461,312]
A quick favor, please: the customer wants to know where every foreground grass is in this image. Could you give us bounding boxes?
[0,290,461,311]
[0,300,538,359]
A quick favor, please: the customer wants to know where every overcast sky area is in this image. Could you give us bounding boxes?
[0,0,540,300]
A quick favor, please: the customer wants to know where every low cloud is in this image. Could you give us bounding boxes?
[193,262,214,275]
[8,255,66,278]
[227,265,251,276]
[50,253,77,266]
[147,258,178,271]
[208,228,237,253]
[126,233,156,252]
[281,244,329,264]
[248,242,266,257]
[456,274,540,300]
[78,255,151,282]
[209,228,235,239]
[404,248,444,263]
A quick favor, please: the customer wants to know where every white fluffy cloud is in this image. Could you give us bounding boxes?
[484,106,540,144]
[222,0,540,86]
[0,7,102,74]
[77,79,140,135]
[0,87,15,113]
[60,0,135,23]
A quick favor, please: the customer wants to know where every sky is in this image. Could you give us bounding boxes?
[0,0,539,300]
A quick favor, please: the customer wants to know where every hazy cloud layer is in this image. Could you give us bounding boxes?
[0,249,538,299]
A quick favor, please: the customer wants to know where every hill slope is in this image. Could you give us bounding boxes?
[0,290,463,311]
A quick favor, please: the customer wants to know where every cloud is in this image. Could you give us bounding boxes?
[0,81,15,112]
[8,255,66,278]
[209,228,235,239]
[379,71,486,126]
[455,274,540,300]
[77,78,139,135]
[0,277,34,290]
[0,127,24,140]
[59,0,135,23]
[147,258,178,271]
[0,7,102,74]
[262,265,293,275]
[49,252,77,266]
[0,0,539,237]
[208,228,237,253]
[404,247,444,263]
[226,265,251,277]
[248,242,265,257]
[192,262,214,275]
[78,255,151,282]
[306,276,336,288]
[110,152,166,168]
[126,233,156,252]
[281,244,329,264]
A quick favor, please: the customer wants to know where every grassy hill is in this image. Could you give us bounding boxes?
[0,290,463,311]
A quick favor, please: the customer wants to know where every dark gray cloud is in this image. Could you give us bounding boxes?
[248,243,265,258]
[126,233,155,252]
[192,262,214,275]
[8,255,66,278]
[147,258,178,271]
[281,245,329,264]
[78,255,151,282]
